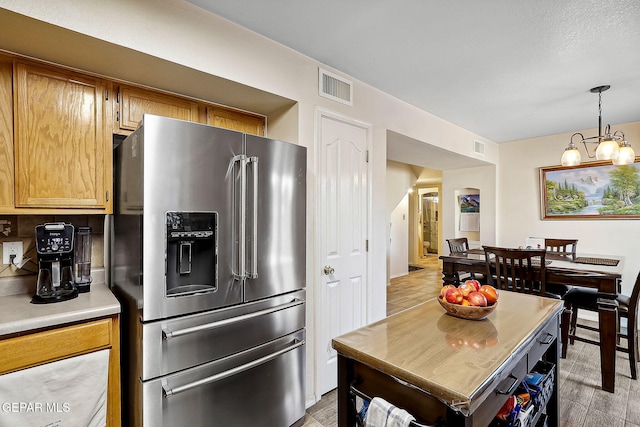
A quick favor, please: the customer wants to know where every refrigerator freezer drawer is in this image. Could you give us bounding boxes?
[142,330,306,427]
[141,290,305,379]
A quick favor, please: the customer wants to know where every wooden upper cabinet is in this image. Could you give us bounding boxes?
[116,85,200,132]
[207,107,265,136]
[13,63,112,211]
[0,59,14,211]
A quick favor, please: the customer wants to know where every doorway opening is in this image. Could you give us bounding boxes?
[420,190,439,257]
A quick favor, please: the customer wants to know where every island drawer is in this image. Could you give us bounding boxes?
[527,314,559,371]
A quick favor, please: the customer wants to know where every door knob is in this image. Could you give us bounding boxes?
[323,265,335,275]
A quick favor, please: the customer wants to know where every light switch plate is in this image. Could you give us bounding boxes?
[2,241,23,265]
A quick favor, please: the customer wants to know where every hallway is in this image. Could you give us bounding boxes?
[387,254,442,316]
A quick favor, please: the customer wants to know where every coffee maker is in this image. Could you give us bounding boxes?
[32,222,78,304]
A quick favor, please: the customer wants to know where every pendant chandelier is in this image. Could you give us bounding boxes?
[561,85,635,167]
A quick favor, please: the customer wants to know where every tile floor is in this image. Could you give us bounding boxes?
[303,254,640,426]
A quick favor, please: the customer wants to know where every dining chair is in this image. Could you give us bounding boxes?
[543,238,579,298]
[447,238,469,254]
[564,271,640,379]
[482,246,548,296]
[446,238,481,283]
[483,246,572,356]
[544,238,578,259]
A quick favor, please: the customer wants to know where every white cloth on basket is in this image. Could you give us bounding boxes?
[364,396,416,427]
[0,349,109,427]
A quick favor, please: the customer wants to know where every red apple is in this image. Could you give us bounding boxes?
[465,279,481,291]
[479,285,499,305]
[458,282,475,298]
[444,287,463,304]
[440,284,456,299]
[467,291,488,307]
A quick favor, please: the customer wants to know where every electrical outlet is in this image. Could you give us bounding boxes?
[2,241,23,265]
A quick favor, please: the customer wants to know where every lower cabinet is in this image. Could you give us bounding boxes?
[0,316,121,427]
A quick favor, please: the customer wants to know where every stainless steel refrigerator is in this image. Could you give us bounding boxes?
[112,114,306,427]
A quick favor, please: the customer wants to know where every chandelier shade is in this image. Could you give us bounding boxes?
[560,142,581,166]
[595,137,619,161]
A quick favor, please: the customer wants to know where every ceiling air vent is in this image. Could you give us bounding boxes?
[319,68,353,106]
[474,140,485,156]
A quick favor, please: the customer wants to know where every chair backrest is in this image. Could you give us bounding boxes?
[544,238,578,258]
[447,238,469,254]
[627,271,640,329]
[483,246,547,296]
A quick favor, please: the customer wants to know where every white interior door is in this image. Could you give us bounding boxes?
[316,109,369,395]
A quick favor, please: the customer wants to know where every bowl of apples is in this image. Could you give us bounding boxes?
[437,280,499,320]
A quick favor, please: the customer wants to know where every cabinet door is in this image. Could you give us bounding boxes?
[117,85,199,132]
[0,59,13,210]
[14,63,111,210]
[207,107,265,136]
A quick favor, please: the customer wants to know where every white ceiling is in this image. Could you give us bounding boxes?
[187,0,640,144]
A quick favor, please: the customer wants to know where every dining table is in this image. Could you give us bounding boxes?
[440,249,624,393]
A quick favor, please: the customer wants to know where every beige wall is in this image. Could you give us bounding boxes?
[442,165,498,249]
[0,0,499,406]
[386,162,418,283]
[389,194,409,279]
[386,161,418,213]
[497,121,640,297]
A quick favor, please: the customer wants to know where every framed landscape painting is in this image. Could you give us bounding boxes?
[540,158,640,220]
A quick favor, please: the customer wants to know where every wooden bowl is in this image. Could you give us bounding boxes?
[437,297,497,320]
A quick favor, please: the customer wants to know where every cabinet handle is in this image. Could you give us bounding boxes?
[495,374,519,395]
[538,332,554,345]
[106,191,110,202]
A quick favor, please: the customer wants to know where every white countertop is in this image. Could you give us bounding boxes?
[0,282,121,336]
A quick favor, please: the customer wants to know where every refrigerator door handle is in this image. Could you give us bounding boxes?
[247,156,259,279]
[230,154,247,280]
[162,338,305,398]
[162,298,305,340]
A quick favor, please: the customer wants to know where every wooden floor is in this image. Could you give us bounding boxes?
[304,255,640,426]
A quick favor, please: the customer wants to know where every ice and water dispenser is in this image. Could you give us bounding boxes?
[165,212,217,297]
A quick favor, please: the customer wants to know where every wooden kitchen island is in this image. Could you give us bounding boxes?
[332,291,564,427]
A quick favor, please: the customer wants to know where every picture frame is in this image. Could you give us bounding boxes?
[540,158,640,220]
